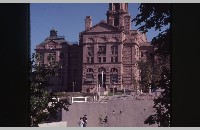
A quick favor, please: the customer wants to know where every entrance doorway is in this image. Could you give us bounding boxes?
[98,74,106,89]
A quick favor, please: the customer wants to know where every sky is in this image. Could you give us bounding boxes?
[30,3,162,54]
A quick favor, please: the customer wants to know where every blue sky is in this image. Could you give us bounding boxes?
[30,3,161,54]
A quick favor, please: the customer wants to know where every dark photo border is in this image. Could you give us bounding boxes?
[0,3,200,127]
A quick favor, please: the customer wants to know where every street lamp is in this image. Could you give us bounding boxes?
[73,81,76,92]
[113,82,115,96]
[60,65,63,92]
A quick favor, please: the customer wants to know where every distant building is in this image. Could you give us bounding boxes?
[35,3,154,93]
[35,28,81,92]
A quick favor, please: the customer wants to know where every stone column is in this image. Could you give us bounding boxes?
[118,43,123,62]
[132,45,135,64]
[94,43,98,63]
[56,51,60,62]
[83,44,87,63]
[44,52,48,64]
[132,45,136,63]
[106,44,111,63]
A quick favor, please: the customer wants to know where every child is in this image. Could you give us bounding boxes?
[78,117,84,127]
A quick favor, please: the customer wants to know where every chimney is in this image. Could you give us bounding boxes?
[50,28,57,36]
[85,16,92,31]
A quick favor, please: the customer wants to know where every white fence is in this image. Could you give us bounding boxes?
[71,97,87,103]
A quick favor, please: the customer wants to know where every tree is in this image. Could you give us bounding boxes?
[144,67,170,126]
[30,53,70,126]
[132,3,170,57]
[132,4,170,126]
[137,60,150,91]
[132,73,139,91]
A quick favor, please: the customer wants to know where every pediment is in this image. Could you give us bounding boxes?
[45,40,58,45]
[87,22,121,33]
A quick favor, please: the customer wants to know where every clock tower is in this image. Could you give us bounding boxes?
[106,3,131,33]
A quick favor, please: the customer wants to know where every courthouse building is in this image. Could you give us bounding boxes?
[35,3,154,93]
[80,3,154,92]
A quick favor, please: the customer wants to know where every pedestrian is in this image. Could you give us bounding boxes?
[98,115,103,126]
[78,117,84,127]
[103,116,108,127]
[83,114,88,127]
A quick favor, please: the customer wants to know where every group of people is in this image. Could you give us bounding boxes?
[98,115,108,127]
[78,114,87,127]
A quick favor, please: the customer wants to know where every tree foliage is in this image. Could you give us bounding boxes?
[144,67,170,126]
[133,3,170,57]
[137,60,151,92]
[132,4,170,126]
[30,53,70,127]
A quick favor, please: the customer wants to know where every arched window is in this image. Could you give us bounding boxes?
[110,68,118,83]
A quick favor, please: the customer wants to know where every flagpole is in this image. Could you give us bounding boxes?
[102,71,103,88]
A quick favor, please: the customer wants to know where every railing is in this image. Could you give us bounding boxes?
[71,97,87,103]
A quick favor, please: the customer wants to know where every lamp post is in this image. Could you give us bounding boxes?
[102,70,103,88]
[96,81,98,101]
[73,81,74,92]
[113,82,115,96]
[60,65,63,91]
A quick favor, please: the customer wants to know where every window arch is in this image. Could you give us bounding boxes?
[98,67,106,73]
[110,68,118,73]
[87,68,94,73]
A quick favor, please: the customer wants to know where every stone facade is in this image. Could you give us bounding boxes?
[35,29,81,92]
[80,3,154,92]
[35,3,154,93]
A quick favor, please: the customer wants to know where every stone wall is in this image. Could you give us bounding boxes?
[62,97,157,127]
[38,121,67,127]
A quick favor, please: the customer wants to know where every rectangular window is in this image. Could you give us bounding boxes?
[91,57,94,63]
[85,74,94,83]
[111,46,118,54]
[110,74,118,83]
[98,46,106,55]
[115,57,118,62]
[87,57,89,63]
[103,57,106,62]
[87,57,94,63]
[86,74,93,79]
[98,57,101,63]
[141,52,143,57]
[111,57,113,62]
[88,46,93,56]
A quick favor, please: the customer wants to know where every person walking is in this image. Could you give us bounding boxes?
[103,116,108,127]
[83,114,88,127]
[78,117,84,127]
